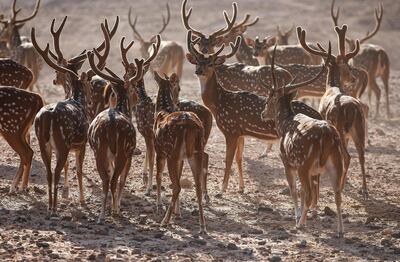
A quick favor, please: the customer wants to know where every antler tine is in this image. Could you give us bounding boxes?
[360,3,383,43]
[276,25,282,36]
[211,2,238,37]
[128,7,145,43]
[236,14,250,29]
[120,37,135,68]
[335,24,347,57]
[224,36,241,59]
[297,26,328,58]
[130,58,145,84]
[270,44,278,90]
[331,0,340,26]
[15,0,40,24]
[345,39,360,61]
[31,27,78,79]
[246,16,259,27]
[10,0,21,22]
[181,0,204,37]
[187,30,202,59]
[285,42,330,93]
[87,50,123,85]
[96,16,119,52]
[144,34,161,67]
[50,16,67,62]
[157,3,170,36]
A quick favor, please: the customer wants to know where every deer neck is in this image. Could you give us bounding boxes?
[156,89,176,115]
[197,70,221,111]
[326,62,342,90]
[274,95,295,137]
[115,92,131,118]
[136,79,149,101]
[10,27,21,48]
[71,79,86,105]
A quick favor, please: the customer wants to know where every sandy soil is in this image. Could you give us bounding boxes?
[0,0,400,261]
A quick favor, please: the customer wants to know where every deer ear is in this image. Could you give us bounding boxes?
[245,37,255,47]
[213,56,226,65]
[169,73,179,83]
[186,53,197,65]
[153,71,163,84]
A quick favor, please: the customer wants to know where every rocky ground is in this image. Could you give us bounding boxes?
[1,0,400,261]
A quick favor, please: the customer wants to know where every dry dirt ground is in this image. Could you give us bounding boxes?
[1,0,400,261]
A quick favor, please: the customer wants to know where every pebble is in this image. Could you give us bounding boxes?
[248,228,263,235]
[227,243,238,250]
[143,206,153,213]
[36,242,49,248]
[269,255,282,262]
[323,206,336,217]
[258,205,273,212]
[296,240,307,248]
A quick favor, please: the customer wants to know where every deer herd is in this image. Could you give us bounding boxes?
[0,0,392,237]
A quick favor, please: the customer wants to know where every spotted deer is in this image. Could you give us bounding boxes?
[119,35,160,196]
[182,0,237,55]
[153,72,206,234]
[182,0,259,66]
[128,3,184,79]
[186,31,324,193]
[246,36,322,66]
[87,34,144,222]
[298,25,368,200]
[274,25,294,45]
[0,58,33,89]
[168,72,213,204]
[331,0,389,118]
[261,45,345,237]
[0,0,42,93]
[31,18,107,216]
[0,86,43,193]
[49,16,119,116]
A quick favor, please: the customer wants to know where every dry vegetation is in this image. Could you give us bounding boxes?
[0,0,399,261]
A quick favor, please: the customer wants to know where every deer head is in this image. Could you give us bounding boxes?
[168,73,180,104]
[153,72,177,113]
[261,45,329,120]
[297,24,360,87]
[331,0,383,51]
[245,36,274,58]
[182,0,237,54]
[275,24,294,45]
[128,3,169,58]
[0,0,40,43]
[186,30,241,79]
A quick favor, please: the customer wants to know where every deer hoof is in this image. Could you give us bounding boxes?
[199,227,207,235]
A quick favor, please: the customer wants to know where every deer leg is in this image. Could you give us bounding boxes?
[174,160,184,218]
[4,134,33,193]
[156,155,166,213]
[259,142,273,159]
[111,156,127,215]
[142,145,149,185]
[188,153,206,234]
[310,174,320,218]
[161,158,181,227]
[353,135,368,200]
[338,131,351,179]
[235,136,245,193]
[284,166,300,224]
[52,150,69,216]
[117,157,132,213]
[144,137,155,196]
[95,154,109,223]
[39,141,52,215]
[381,68,391,119]
[202,152,210,204]
[369,77,381,119]
[62,158,69,199]
[298,169,312,228]
[20,131,34,191]
[222,136,239,194]
[75,146,86,205]
[327,156,344,237]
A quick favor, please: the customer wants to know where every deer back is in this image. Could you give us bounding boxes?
[0,58,33,89]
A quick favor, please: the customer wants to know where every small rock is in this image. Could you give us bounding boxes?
[248,228,263,235]
[87,253,96,260]
[48,253,60,259]
[191,209,199,216]
[143,206,153,213]
[365,216,376,224]
[258,240,266,245]
[392,231,400,239]
[190,239,206,246]
[296,240,307,248]
[138,215,147,225]
[376,128,385,136]
[227,243,238,250]
[280,187,290,195]
[323,206,336,217]
[269,255,282,262]
[36,242,49,248]
[381,238,392,247]
[258,205,273,212]
[33,186,45,194]
[154,232,164,239]
[215,193,223,198]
